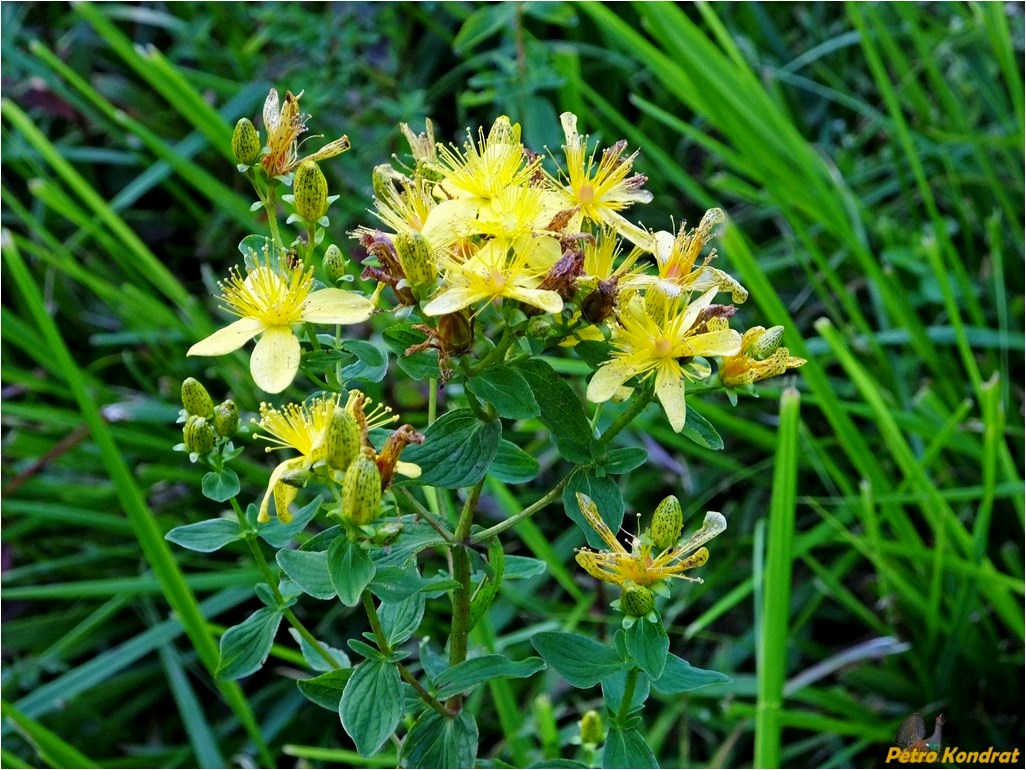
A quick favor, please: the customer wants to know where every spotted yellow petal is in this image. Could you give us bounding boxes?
[587,360,636,404]
[655,364,686,432]
[422,287,485,316]
[250,325,301,393]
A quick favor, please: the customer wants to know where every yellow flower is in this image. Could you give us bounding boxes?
[573,493,726,587]
[587,288,742,432]
[473,184,567,241]
[260,88,350,177]
[550,113,652,243]
[721,325,806,388]
[187,255,373,394]
[422,236,563,316]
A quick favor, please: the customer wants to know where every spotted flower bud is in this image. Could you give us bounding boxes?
[650,495,683,551]
[621,582,656,617]
[293,160,329,221]
[212,400,239,436]
[749,325,785,360]
[579,710,605,747]
[181,377,214,417]
[183,415,215,455]
[323,244,348,282]
[372,164,404,200]
[327,407,360,472]
[394,231,436,289]
[280,468,312,488]
[232,117,261,166]
[341,451,382,525]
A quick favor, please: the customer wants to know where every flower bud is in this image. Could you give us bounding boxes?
[372,164,403,200]
[327,407,360,472]
[579,710,605,747]
[341,451,382,525]
[582,281,616,324]
[181,377,214,417]
[232,118,261,166]
[183,415,215,455]
[438,312,472,352]
[749,325,785,360]
[650,495,683,551]
[293,160,328,221]
[323,244,348,282]
[280,468,312,488]
[213,399,239,436]
[394,231,436,288]
[621,582,655,617]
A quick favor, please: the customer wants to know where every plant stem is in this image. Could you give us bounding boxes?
[264,184,285,255]
[616,667,641,725]
[397,488,456,542]
[466,325,514,376]
[448,479,484,668]
[470,478,568,545]
[597,390,653,448]
[425,377,440,516]
[362,590,453,718]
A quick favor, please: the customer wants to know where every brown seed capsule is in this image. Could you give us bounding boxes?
[293,160,329,221]
[181,377,214,417]
[394,231,436,289]
[327,407,360,472]
[212,400,239,436]
[183,415,215,455]
[232,117,261,166]
[341,452,382,525]
[323,244,348,282]
[621,582,656,617]
[650,495,683,551]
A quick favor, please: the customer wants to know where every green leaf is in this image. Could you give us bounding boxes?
[164,518,241,553]
[340,660,404,757]
[466,365,540,419]
[563,468,625,549]
[327,538,376,607]
[599,447,649,475]
[297,668,354,711]
[433,654,546,699]
[452,3,514,54]
[504,555,547,579]
[257,498,322,548]
[650,654,730,695]
[277,548,335,600]
[287,628,352,672]
[514,359,594,463]
[624,618,669,680]
[602,670,650,717]
[399,409,501,489]
[238,234,272,260]
[341,340,388,383]
[371,562,452,602]
[468,539,504,632]
[602,725,658,769]
[378,593,425,647]
[681,408,723,450]
[531,632,628,688]
[401,709,479,769]
[216,607,282,680]
[383,324,441,380]
[201,468,241,502]
[490,439,541,483]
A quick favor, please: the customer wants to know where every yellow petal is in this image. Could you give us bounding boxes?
[258,457,305,522]
[587,361,635,403]
[679,287,718,329]
[506,286,563,314]
[685,328,743,358]
[395,461,422,479]
[655,364,686,432]
[302,288,374,324]
[422,286,484,316]
[187,317,264,357]
[250,326,301,393]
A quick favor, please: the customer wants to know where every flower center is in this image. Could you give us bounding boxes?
[653,337,673,359]
[577,183,595,204]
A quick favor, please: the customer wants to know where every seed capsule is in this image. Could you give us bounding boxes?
[750,325,785,360]
[621,582,656,617]
[323,244,348,282]
[579,710,604,746]
[650,495,683,551]
[212,400,239,436]
[231,117,261,166]
[181,377,214,417]
[327,407,360,472]
[394,231,436,289]
[371,164,404,200]
[183,415,215,455]
[293,160,328,221]
[341,452,382,525]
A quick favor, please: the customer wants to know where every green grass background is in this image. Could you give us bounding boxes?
[1,2,1023,768]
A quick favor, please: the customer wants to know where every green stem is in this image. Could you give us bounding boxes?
[264,184,285,255]
[470,478,568,545]
[448,479,485,669]
[616,667,641,725]
[466,325,515,376]
[597,390,653,448]
[362,591,453,718]
[425,377,440,516]
[397,488,456,543]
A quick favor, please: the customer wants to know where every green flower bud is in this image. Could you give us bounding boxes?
[341,452,382,526]
[183,415,215,455]
[323,244,348,282]
[372,163,402,200]
[181,377,214,417]
[327,407,360,472]
[280,468,312,488]
[621,582,656,617]
[293,160,328,221]
[750,325,785,360]
[650,495,683,551]
[394,231,436,288]
[212,400,239,436]
[579,710,605,747]
[232,117,261,166]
